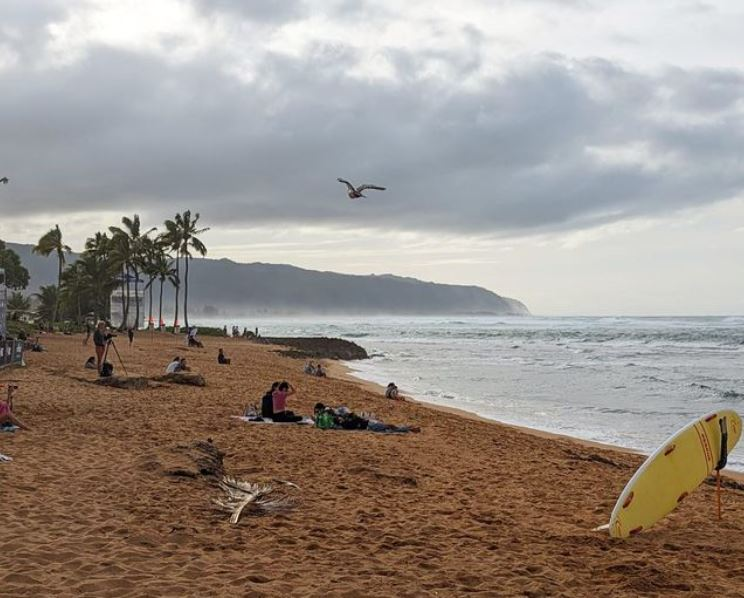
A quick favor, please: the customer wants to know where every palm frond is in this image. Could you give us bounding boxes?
[214,476,297,524]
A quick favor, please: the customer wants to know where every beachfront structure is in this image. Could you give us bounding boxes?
[109,286,144,329]
[0,267,22,367]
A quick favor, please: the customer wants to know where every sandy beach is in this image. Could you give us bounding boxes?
[3,334,744,597]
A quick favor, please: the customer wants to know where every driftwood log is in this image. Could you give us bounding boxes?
[93,376,153,390]
[151,372,207,386]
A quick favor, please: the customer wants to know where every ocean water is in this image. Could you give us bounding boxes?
[213,316,744,471]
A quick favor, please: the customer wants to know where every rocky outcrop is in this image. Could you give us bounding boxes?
[257,337,369,360]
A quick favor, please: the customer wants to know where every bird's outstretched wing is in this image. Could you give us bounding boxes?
[0,177,8,184]
[357,184,386,192]
[337,178,355,193]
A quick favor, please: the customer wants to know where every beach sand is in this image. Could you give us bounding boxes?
[2,334,744,597]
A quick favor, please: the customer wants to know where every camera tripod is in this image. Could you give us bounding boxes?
[102,337,128,376]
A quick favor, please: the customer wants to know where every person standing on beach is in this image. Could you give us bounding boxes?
[127,327,134,347]
[93,321,108,373]
[83,319,92,346]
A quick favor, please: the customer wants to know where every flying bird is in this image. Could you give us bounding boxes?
[337,178,386,199]
[0,177,8,184]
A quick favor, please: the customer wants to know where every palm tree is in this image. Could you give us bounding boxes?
[33,285,58,326]
[83,232,118,319]
[176,210,209,329]
[110,215,156,329]
[149,251,177,331]
[7,292,31,321]
[162,217,184,332]
[140,236,168,329]
[32,225,71,329]
[107,230,131,328]
[60,261,87,324]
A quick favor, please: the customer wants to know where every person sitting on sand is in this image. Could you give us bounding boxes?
[260,382,280,418]
[31,336,44,352]
[304,361,316,375]
[84,356,96,369]
[272,381,303,423]
[165,356,183,374]
[385,382,399,400]
[0,385,29,430]
[218,348,231,365]
[187,327,203,348]
[315,364,326,378]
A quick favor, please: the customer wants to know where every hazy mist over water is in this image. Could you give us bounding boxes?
[203,315,744,470]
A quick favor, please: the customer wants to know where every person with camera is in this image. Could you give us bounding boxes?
[93,320,111,373]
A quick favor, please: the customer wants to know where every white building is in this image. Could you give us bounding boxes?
[110,286,145,329]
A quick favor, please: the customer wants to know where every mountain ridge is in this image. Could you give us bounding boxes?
[4,241,530,317]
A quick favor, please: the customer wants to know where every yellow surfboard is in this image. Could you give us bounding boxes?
[609,409,741,538]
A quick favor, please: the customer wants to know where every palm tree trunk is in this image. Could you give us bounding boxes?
[119,266,128,329]
[158,278,164,331]
[148,279,154,329]
[133,266,140,330]
[184,254,190,329]
[53,255,62,330]
[173,253,180,332]
[125,264,131,328]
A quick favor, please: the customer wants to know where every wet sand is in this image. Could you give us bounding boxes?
[2,333,744,597]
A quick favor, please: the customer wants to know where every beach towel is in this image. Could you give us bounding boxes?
[0,453,12,462]
[232,415,314,426]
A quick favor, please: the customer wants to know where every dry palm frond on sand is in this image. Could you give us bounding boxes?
[214,476,298,524]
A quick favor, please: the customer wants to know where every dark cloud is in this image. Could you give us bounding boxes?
[0,3,743,238]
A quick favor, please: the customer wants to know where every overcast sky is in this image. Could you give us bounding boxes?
[1,0,743,315]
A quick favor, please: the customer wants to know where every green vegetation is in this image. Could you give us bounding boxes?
[0,239,30,290]
[3,211,209,332]
[32,224,71,326]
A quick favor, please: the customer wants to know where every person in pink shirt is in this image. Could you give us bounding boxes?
[272,381,302,422]
[0,385,29,430]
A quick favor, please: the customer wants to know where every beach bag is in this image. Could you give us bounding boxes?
[100,362,114,377]
[261,393,274,418]
[315,410,335,430]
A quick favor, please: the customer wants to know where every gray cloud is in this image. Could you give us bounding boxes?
[190,0,307,23]
[1,2,743,239]
[0,0,68,64]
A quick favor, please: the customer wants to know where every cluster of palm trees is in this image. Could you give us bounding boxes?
[23,211,208,331]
